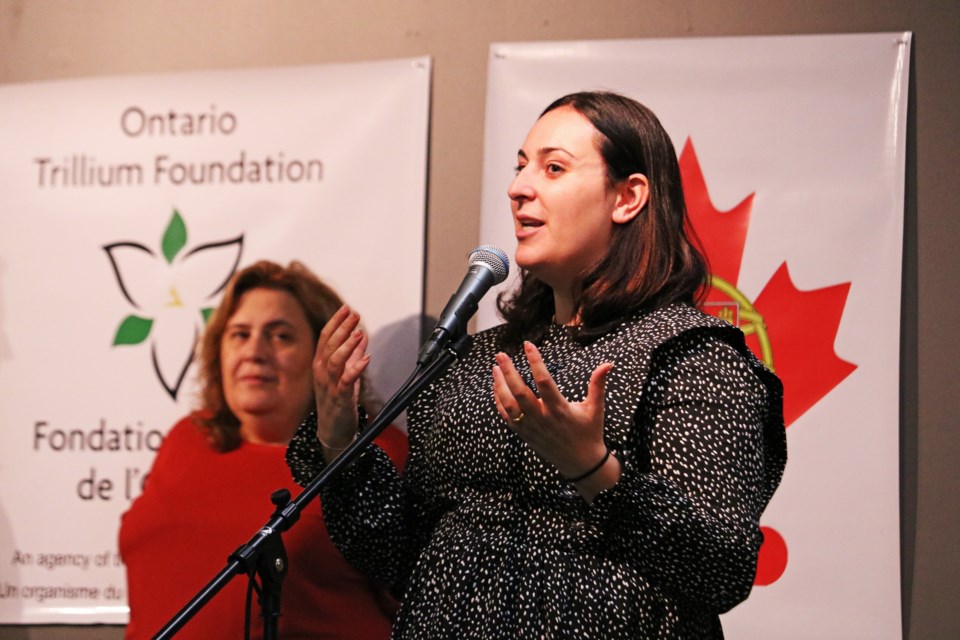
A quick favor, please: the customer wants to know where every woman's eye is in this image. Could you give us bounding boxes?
[546,163,564,175]
[267,330,294,343]
[513,163,526,175]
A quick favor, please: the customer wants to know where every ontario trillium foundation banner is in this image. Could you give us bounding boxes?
[0,58,431,624]
[478,34,909,639]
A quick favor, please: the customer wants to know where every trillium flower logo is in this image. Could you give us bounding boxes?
[104,209,243,399]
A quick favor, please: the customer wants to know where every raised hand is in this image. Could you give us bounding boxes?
[313,304,371,457]
[492,341,620,501]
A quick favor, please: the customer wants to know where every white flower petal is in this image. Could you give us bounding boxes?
[103,242,174,313]
[149,306,202,399]
[172,235,244,307]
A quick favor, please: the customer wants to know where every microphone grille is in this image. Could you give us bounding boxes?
[469,245,510,284]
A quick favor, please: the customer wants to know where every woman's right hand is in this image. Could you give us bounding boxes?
[313,304,371,459]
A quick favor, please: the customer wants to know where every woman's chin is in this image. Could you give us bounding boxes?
[513,249,542,275]
[230,397,280,419]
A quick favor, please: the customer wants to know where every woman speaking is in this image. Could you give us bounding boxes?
[288,91,786,639]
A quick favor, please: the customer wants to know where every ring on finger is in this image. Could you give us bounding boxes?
[512,411,525,424]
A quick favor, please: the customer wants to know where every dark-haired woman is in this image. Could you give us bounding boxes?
[288,92,786,639]
[119,260,406,639]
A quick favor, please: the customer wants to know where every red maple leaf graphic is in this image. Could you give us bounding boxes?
[679,138,857,587]
[680,138,857,427]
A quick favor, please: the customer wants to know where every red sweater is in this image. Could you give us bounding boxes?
[119,415,407,639]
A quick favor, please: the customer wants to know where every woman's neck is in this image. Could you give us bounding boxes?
[553,294,580,327]
[239,415,298,446]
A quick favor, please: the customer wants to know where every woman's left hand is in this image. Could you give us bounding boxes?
[492,341,617,493]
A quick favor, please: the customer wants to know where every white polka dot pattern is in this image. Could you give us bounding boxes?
[287,304,786,639]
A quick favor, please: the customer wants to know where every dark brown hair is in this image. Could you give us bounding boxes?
[197,260,349,451]
[497,91,708,347]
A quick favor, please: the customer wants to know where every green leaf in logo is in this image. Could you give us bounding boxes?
[113,315,154,345]
[162,209,188,264]
[201,307,215,323]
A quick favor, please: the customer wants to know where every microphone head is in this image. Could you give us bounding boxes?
[469,245,510,284]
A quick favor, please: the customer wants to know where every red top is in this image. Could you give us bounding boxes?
[119,415,407,639]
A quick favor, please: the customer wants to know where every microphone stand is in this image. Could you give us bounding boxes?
[152,333,472,639]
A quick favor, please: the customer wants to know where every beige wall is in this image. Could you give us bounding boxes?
[1,1,957,638]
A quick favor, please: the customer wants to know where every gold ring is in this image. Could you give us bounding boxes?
[512,412,525,424]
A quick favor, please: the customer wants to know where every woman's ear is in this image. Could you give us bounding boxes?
[611,173,650,224]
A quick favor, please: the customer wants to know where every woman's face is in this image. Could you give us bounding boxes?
[508,105,619,294]
[220,287,315,438]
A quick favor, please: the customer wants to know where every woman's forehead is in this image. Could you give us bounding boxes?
[521,106,599,156]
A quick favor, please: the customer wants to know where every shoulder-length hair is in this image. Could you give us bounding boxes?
[197,260,365,451]
[497,91,708,348]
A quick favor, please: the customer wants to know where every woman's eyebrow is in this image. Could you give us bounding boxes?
[225,319,296,330]
[517,146,576,159]
[264,319,297,330]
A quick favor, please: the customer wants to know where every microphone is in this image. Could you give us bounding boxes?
[417,245,510,365]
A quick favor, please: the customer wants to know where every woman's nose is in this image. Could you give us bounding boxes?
[242,334,269,360]
[508,171,534,203]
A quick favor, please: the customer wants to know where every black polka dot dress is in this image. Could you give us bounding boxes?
[287,304,786,639]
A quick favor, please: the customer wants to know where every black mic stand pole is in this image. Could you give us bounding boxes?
[152,333,472,640]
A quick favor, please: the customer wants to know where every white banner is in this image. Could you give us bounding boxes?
[479,34,909,639]
[0,58,431,624]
